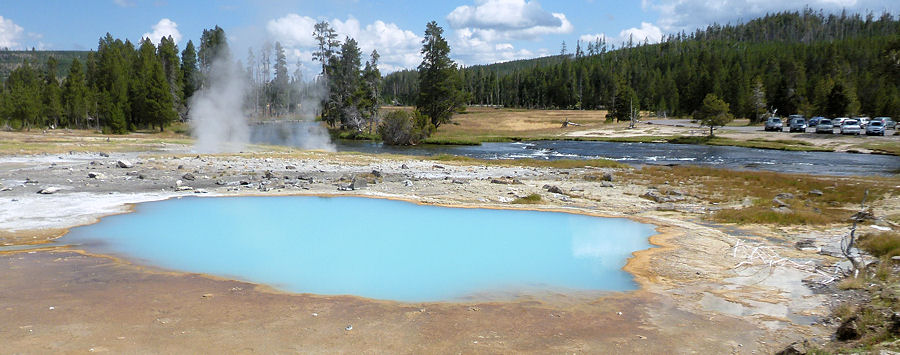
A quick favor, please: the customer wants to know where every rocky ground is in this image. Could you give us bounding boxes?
[0,139,896,353]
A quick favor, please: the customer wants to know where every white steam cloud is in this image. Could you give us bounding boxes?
[190,58,250,153]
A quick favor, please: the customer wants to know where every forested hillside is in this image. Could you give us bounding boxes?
[384,10,900,121]
[0,50,89,81]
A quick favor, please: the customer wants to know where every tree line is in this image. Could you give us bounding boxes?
[384,10,900,122]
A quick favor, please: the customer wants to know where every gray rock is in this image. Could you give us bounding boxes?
[772,206,793,214]
[642,190,670,203]
[87,172,106,179]
[775,192,795,200]
[371,170,382,178]
[285,165,297,170]
[216,180,226,186]
[836,316,861,341]
[432,165,445,169]
[808,189,824,197]
[182,173,196,181]
[601,172,614,182]
[773,197,790,208]
[37,187,61,194]
[600,181,614,188]
[264,171,276,179]
[400,164,409,169]
[350,177,367,190]
[175,186,193,191]
[656,203,677,211]
[239,180,251,185]
[116,160,133,168]
[546,185,565,194]
[451,179,465,184]
[491,179,511,185]
[795,239,819,252]
[775,341,809,355]
[125,171,140,176]
[98,152,110,157]
[402,180,414,187]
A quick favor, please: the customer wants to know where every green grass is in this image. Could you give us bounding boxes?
[859,232,900,258]
[511,193,543,204]
[430,154,627,169]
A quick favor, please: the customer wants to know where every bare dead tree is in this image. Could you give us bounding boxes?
[841,190,868,278]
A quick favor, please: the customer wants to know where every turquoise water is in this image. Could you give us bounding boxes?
[63,196,656,302]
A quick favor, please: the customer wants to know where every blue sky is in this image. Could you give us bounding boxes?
[1,0,898,76]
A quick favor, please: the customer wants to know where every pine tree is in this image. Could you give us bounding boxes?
[416,21,465,129]
[62,57,88,128]
[158,36,183,118]
[271,41,289,115]
[181,40,198,101]
[42,57,63,127]
[694,94,733,136]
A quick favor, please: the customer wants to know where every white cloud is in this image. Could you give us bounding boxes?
[619,22,663,44]
[0,15,25,49]
[142,18,182,44]
[447,0,573,40]
[444,0,572,65]
[448,0,563,30]
[644,0,899,32]
[266,14,422,74]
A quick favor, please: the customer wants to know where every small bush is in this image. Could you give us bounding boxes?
[512,193,542,204]
[859,232,900,258]
[377,110,433,145]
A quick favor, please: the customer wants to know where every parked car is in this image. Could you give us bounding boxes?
[873,117,895,129]
[788,117,808,132]
[840,119,861,135]
[815,119,834,134]
[858,117,871,128]
[764,117,783,131]
[865,120,886,136]
[833,117,850,128]
[808,116,824,126]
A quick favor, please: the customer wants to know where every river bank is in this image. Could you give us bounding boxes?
[1,130,898,353]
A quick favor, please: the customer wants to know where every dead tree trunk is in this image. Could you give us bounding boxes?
[841,190,868,278]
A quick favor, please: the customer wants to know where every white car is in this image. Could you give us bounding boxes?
[833,117,850,128]
[840,119,861,135]
[858,117,871,128]
[865,120,886,136]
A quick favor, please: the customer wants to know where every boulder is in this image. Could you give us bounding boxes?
[182,173,196,181]
[400,164,409,169]
[808,189,824,197]
[775,192,795,200]
[600,181,614,188]
[37,187,61,194]
[402,180,414,187]
[642,190,669,203]
[371,170,382,178]
[773,197,790,208]
[601,172,614,182]
[285,165,297,170]
[795,239,818,252]
[775,341,809,355]
[546,185,565,194]
[116,160,133,168]
[836,316,861,341]
[87,172,106,179]
[216,180,226,186]
[98,152,110,157]
[772,206,793,214]
[350,177,367,190]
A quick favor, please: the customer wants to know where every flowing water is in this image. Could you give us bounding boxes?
[63,196,656,302]
[247,122,899,176]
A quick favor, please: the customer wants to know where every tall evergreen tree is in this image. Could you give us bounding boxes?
[157,36,183,117]
[271,41,289,115]
[694,94,733,136]
[62,57,88,128]
[181,40,199,102]
[42,57,63,127]
[416,21,465,129]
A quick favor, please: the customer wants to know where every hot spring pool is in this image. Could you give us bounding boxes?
[63,196,657,302]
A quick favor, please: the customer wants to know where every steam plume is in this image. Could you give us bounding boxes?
[190,57,250,153]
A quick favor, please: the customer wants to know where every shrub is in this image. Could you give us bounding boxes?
[377,110,433,145]
[859,232,900,258]
[512,193,542,204]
